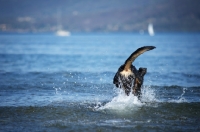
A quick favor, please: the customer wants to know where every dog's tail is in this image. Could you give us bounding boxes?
[124,46,156,70]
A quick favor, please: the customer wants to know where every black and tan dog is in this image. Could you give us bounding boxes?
[113,46,156,99]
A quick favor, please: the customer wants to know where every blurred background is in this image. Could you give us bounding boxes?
[0,0,200,33]
[1,1,200,131]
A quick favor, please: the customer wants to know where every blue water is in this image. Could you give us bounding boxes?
[0,33,200,131]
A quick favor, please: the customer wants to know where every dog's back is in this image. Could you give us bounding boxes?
[113,65,136,95]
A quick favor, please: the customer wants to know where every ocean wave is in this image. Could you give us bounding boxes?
[96,84,200,113]
[0,70,200,108]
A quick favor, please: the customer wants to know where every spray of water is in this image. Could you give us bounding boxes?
[168,87,187,103]
[97,85,157,112]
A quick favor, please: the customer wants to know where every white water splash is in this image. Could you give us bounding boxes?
[98,89,142,111]
[97,85,157,111]
[141,85,157,103]
[168,88,188,103]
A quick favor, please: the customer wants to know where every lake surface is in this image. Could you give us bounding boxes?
[0,33,200,131]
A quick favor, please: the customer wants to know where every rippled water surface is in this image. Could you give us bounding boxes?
[0,33,200,131]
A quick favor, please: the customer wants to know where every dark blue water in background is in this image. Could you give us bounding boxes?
[0,33,200,131]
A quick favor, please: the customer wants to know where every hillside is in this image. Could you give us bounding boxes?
[0,0,200,32]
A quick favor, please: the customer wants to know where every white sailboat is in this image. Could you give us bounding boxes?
[55,9,71,37]
[148,23,155,36]
[56,28,71,37]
